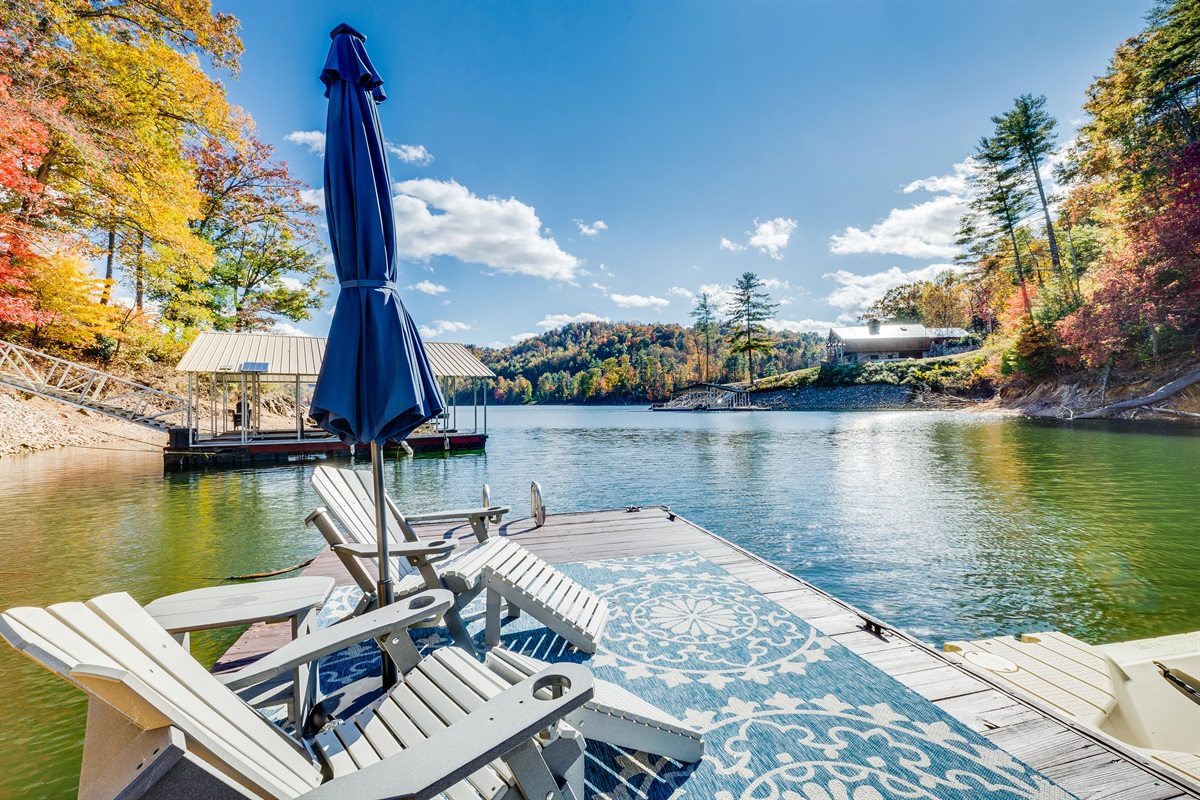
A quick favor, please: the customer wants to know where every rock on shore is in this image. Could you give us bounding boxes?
[0,388,164,458]
[753,384,915,410]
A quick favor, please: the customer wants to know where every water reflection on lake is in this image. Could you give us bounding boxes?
[0,407,1196,797]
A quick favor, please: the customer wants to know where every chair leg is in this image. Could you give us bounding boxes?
[444,605,478,657]
[504,739,576,800]
[486,589,502,648]
[506,601,522,620]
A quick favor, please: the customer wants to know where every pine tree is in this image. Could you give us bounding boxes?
[725,272,778,386]
[958,137,1036,313]
[995,94,1062,276]
[689,291,718,383]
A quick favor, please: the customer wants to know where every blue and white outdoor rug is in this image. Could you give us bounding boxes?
[312,552,1076,800]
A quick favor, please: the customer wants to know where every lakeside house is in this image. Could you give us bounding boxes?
[825,320,972,364]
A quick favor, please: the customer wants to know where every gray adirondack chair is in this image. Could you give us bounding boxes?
[0,589,593,800]
[307,466,609,654]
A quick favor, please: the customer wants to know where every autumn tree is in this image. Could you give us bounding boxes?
[725,272,778,386]
[689,291,718,383]
[0,1,240,303]
[189,136,327,331]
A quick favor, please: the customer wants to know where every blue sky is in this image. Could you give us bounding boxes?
[214,0,1150,346]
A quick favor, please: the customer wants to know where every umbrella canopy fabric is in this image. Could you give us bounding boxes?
[309,23,443,445]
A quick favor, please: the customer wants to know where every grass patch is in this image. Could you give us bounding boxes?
[753,353,987,393]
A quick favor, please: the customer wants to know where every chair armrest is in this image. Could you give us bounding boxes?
[217,590,454,692]
[331,540,456,561]
[298,663,594,800]
[405,505,511,524]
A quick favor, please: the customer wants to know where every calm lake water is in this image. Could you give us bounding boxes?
[1,406,1197,797]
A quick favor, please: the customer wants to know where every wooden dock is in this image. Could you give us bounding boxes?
[217,507,1200,800]
[162,432,487,471]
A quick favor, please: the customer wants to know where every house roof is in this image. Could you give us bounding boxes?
[176,332,495,379]
[828,324,970,354]
[830,323,927,341]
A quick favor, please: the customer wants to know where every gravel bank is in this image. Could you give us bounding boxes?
[753,384,915,410]
[0,388,164,458]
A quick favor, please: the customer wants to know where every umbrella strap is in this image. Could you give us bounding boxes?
[340,279,399,291]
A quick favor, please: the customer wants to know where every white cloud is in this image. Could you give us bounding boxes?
[720,218,798,260]
[280,276,305,292]
[667,286,695,299]
[833,160,976,260]
[766,318,839,333]
[284,130,324,156]
[271,321,309,337]
[576,219,608,238]
[824,263,966,315]
[699,282,737,312]
[388,144,433,166]
[407,280,448,295]
[486,341,505,348]
[829,195,965,260]
[511,331,539,342]
[761,278,790,290]
[536,312,609,329]
[747,218,798,259]
[610,293,669,310]
[418,319,472,339]
[392,179,579,280]
[902,160,973,195]
[300,188,324,207]
[590,281,609,291]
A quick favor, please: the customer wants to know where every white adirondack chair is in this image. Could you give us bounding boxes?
[307,466,610,654]
[0,589,593,800]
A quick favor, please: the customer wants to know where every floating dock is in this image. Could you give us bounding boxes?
[163,432,487,470]
[218,507,1199,799]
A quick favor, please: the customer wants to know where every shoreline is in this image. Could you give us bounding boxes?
[0,387,165,459]
[3,380,1194,460]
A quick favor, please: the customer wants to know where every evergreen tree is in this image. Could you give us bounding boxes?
[958,136,1036,313]
[689,291,718,383]
[725,272,778,386]
[995,94,1063,276]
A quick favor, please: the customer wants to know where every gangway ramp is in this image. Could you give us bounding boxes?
[0,339,187,432]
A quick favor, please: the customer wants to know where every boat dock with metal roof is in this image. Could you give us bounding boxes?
[167,332,495,470]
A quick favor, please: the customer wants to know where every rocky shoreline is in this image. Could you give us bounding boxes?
[751,384,916,410]
[0,388,164,458]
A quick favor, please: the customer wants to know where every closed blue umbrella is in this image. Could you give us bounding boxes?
[310,23,444,683]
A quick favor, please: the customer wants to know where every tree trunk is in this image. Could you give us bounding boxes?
[1076,368,1200,418]
[135,232,144,311]
[1006,226,1032,314]
[1027,152,1061,276]
[101,227,115,305]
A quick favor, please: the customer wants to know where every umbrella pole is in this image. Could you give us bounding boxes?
[371,441,398,687]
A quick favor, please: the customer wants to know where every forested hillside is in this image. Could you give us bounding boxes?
[474,321,825,403]
[848,0,1198,388]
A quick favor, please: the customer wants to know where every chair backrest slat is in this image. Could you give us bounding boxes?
[3,594,322,799]
[311,466,416,582]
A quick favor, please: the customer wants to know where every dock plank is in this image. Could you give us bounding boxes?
[214,506,1200,800]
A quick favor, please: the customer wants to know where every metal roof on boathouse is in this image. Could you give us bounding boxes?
[176,332,495,379]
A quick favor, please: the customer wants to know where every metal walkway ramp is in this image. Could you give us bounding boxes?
[0,339,187,432]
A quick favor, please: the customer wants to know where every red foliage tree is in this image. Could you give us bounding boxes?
[0,74,52,325]
[1058,143,1200,366]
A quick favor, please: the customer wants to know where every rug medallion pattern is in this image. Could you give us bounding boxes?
[313,552,1075,800]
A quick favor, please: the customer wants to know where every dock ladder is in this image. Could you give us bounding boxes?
[0,339,188,432]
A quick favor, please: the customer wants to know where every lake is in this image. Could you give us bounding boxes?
[1,406,1197,797]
